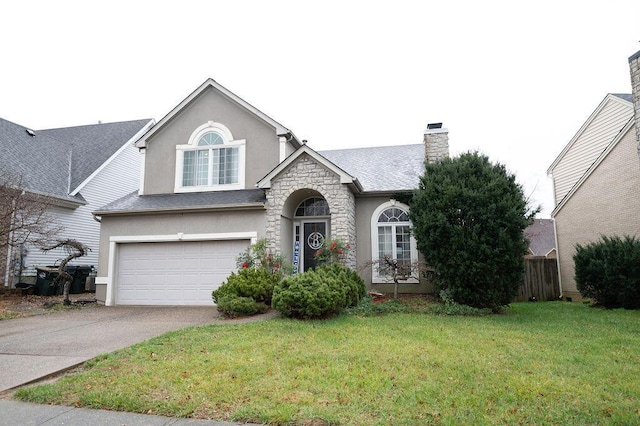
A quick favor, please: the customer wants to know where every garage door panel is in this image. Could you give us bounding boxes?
[116,240,249,306]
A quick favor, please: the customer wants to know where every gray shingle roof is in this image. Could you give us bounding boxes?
[319,144,425,192]
[40,119,151,190]
[524,219,556,256]
[95,189,267,214]
[0,117,77,202]
[611,93,632,103]
[0,117,150,203]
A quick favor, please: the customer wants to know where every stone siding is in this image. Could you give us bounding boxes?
[265,153,356,268]
[424,130,449,163]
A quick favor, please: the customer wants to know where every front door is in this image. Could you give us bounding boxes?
[303,222,326,271]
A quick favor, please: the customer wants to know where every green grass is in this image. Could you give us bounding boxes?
[15,302,640,425]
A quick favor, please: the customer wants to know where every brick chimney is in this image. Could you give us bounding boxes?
[424,122,449,164]
[630,50,640,159]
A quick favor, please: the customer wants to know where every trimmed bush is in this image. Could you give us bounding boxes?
[215,295,268,318]
[574,235,640,309]
[317,263,366,307]
[212,267,280,305]
[272,265,367,319]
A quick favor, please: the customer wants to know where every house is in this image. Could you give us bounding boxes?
[524,218,556,258]
[0,117,154,287]
[546,50,640,301]
[94,79,446,306]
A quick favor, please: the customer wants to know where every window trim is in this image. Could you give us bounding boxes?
[370,200,419,284]
[175,122,246,193]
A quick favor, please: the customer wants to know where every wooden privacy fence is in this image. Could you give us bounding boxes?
[514,257,560,302]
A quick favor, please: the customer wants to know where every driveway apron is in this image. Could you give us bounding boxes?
[0,306,219,393]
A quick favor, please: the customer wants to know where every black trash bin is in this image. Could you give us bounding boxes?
[65,265,93,294]
[35,267,60,296]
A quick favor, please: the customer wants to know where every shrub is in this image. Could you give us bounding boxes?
[410,152,536,312]
[317,263,366,307]
[236,238,291,275]
[212,267,280,305]
[272,270,347,319]
[215,295,268,318]
[574,235,640,309]
[345,296,410,316]
[427,290,493,316]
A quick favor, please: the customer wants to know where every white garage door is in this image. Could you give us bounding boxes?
[116,240,249,306]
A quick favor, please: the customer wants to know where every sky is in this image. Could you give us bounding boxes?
[1,1,639,217]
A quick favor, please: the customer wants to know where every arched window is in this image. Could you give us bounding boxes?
[295,197,330,217]
[370,201,418,283]
[175,122,245,192]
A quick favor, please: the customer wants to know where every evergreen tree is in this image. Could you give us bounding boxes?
[410,152,536,311]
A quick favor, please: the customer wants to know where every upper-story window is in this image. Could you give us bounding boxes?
[175,122,245,192]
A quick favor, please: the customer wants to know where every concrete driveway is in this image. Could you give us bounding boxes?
[0,306,220,393]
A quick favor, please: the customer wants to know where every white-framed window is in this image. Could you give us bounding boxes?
[175,122,245,192]
[370,200,419,283]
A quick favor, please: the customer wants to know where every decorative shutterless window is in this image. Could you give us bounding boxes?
[175,122,245,192]
[371,201,418,283]
[295,197,330,217]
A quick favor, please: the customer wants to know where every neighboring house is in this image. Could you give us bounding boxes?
[524,218,556,258]
[94,79,448,306]
[0,117,154,286]
[547,50,640,300]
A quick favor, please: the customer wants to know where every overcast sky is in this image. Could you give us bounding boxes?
[2,1,639,217]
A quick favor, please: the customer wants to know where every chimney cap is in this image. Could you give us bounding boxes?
[424,122,448,135]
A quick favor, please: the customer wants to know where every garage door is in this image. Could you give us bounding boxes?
[116,240,249,306]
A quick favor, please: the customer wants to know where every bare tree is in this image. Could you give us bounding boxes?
[41,239,90,305]
[362,256,431,299]
[0,170,63,250]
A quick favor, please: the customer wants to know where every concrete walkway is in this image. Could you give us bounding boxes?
[0,306,273,424]
[0,305,221,393]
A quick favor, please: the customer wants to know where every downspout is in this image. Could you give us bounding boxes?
[552,217,562,300]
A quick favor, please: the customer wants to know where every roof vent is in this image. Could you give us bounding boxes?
[25,129,35,137]
[302,139,308,145]
[427,123,442,130]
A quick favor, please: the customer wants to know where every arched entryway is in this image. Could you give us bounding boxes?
[292,196,331,272]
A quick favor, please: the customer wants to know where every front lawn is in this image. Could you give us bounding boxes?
[15,302,640,425]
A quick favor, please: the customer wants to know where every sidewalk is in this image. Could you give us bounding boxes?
[0,400,261,425]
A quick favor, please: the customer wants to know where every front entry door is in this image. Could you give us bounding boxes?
[303,222,326,271]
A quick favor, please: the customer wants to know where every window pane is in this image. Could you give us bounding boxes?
[198,132,224,146]
[378,207,409,223]
[295,197,330,217]
[196,150,209,185]
[211,149,220,185]
[395,225,412,263]
[378,226,393,258]
[183,151,195,186]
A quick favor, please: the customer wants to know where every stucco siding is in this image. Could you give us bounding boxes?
[552,98,633,204]
[143,87,281,195]
[96,210,266,278]
[554,126,640,299]
[354,196,433,293]
[19,143,141,278]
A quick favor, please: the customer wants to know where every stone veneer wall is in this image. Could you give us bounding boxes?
[424,130,449,164]
[265,153,357,268]
[630,50,640,158]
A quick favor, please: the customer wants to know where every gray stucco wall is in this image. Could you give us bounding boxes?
[143,87,282,194]
[96,209,267,278]
[355,196,434,293]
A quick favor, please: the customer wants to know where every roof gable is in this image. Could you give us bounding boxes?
[257,144,361,191]
[136,79,301,149]
[551,119,635,216]
[548,93,633,174]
